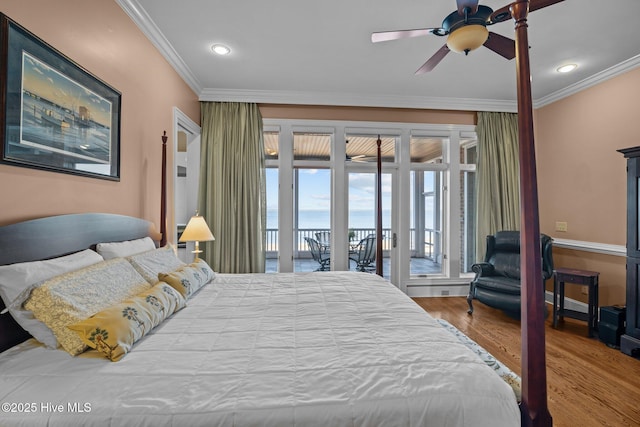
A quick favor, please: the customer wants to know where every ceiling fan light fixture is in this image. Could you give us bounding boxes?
[446,25,489,55]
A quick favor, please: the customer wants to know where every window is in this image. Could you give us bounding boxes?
[346,135,395,163]
[293,132,332,272]
[263,119,476,293]
[265,167,279,272]
[410,137,442,164]
[460,141,477,272]
[293,132,331,161]
[264,131,279,160]
[409,137,446,276]
[264,131,279,272]
[295,167,331,272]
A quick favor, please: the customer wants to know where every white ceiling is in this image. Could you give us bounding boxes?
[119,0,640,112]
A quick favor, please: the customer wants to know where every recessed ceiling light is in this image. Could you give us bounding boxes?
[556,64,577,73]
[211,44,231,55]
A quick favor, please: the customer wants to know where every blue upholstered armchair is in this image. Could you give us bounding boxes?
[467,231,554,318]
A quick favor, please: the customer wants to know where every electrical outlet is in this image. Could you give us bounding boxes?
[555,221,568,232]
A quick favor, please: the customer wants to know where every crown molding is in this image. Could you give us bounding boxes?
[198,88,518,112]
[534,54,640,108]
[116,0,202,95]
[118,0,639,112]
[552,237,625,257]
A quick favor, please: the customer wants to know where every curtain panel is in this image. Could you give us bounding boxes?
[199,102,266,273]
[475,111,520,261]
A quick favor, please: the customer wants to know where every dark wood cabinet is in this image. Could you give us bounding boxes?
[618,146,640,357]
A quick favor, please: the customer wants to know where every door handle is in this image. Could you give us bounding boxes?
[393,233,397,248]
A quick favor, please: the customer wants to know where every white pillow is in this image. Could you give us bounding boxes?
[96,236,156,260]
[126,246,186,284]
[0,249,104,348]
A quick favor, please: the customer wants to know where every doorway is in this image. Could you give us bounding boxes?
[345,134,398,281]
[173,108,201,263]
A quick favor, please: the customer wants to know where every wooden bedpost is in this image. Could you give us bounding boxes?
[511,1,552,426]
[160,131,168,247]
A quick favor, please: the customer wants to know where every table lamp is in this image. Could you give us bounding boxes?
[179,213,215,260]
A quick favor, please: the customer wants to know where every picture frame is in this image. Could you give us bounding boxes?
[0,14,121,181]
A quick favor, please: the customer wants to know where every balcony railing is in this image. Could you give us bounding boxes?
[265,228,439,260]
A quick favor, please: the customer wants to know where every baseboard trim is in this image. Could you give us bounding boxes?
[545,290,588,313]
[409,287,588,314]
[407,284,469,298]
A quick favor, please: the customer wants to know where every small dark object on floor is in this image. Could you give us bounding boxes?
[598,305,626,348]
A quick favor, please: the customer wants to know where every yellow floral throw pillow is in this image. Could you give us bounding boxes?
[24,258,151,355]
[158,258,215,299]
[68,282,185,361]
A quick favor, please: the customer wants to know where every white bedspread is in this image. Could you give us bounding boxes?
[0,272,519,426]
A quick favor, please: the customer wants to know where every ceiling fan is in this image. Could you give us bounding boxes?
[371,0,563,74]
[345,138,387,162]
[345,154,374,162]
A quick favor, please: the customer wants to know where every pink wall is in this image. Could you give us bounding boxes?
[259,104,476,125]
[535,67,640,305]
[0,1,200,232]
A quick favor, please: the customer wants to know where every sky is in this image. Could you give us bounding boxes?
[266,168,391,210]
[266,168,391,229]
[266,168,435,229]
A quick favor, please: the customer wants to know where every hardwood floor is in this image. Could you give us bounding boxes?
[413,297,640,427]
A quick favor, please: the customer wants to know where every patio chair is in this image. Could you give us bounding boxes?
[349,235,376,272]
[315,231,331,251]
[304,236,330,271]
[315,231,330,243]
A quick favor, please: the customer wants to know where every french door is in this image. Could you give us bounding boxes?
[264,120,477,295]
[346,171,394,279]
[344,133,398,282]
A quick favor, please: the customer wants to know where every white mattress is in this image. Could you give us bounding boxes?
[0,272,519,426]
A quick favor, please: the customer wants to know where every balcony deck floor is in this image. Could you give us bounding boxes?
[266,256,441,279]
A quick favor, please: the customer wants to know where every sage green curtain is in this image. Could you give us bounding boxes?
[199,102,266,273]
[475,111,520,261]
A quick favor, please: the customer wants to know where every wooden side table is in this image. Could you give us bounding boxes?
[553,268,600,337]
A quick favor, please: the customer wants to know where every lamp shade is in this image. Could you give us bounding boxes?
[446,24,489,54]
[179,215,215,242]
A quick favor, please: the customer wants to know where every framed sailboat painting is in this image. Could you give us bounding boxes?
[0,13,121,180]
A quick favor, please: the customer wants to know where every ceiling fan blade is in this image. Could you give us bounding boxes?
[489,5,511,23]
[457,0,479,15]
[346,154,376,162]
[484,32,515,60]
[371,28,438,43]
[529,0,565,13]
[415,45,450,75]
[490,0,565,23]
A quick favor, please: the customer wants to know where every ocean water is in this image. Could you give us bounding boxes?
[267,209,391,230]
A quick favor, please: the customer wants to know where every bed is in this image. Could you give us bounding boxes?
[0,213,520,426]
